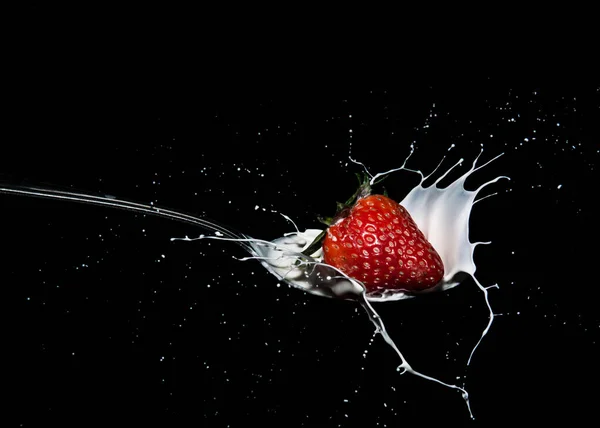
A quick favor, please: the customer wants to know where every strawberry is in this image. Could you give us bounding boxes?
[321,193,444,293]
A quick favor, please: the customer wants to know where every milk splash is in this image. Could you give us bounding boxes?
[0,147,508,420]
[177,147,508,418]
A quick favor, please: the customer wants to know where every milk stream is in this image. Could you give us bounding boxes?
[0,148,508,420]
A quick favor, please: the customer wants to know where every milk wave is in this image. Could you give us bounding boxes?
[0,148,509,419]
[229,148,509,418]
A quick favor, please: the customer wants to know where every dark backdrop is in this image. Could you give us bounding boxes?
[4,10,599,428]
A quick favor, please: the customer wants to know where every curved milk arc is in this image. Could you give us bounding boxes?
[0,151,506,304]
[248,230,364,300]
[251,152,509,303]
[243,150,509,419]
[0,150,508,419]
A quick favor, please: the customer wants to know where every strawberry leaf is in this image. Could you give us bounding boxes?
[317,215,333,226]
[301,229,326,257]
[304,171,390,259]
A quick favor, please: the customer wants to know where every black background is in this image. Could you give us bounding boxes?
[4,8,599,428]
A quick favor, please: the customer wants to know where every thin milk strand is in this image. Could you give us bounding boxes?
[0,148,508,419]
[183,148,507,419]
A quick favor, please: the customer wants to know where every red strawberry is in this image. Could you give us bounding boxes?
[322,194,444,293]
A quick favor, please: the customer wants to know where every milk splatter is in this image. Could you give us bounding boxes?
[173,147,509,418]
[0,147,508,419]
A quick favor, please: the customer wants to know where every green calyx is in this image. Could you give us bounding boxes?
[301,171,388,257]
